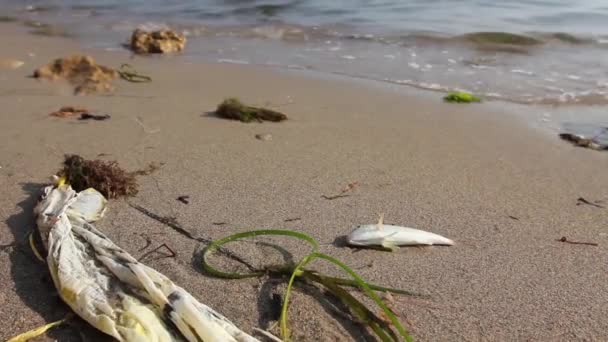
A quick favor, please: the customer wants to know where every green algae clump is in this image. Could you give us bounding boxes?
[444,91,481,103]
[216,98,287,123]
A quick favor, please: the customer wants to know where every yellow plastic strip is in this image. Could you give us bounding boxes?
[7,318,66,342]
[28,232,45,263]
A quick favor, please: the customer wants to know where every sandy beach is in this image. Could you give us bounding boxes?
[1,22,607,341]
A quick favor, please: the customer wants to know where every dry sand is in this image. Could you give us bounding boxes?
[1,22,607,341]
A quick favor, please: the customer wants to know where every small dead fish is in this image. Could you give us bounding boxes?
[347,214,454,250]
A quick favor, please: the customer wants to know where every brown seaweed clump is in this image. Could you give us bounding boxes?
[33,55,117,95]
[58,154,138,199]
[216,98,287,123]
[130,29,186,54]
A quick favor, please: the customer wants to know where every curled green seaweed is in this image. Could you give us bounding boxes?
[202,229,416,341]
[117,63,152,83]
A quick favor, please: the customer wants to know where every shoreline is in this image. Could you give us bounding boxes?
[4,11,608,108]
[1,22,608,341]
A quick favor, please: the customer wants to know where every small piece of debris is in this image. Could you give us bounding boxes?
[558,236,598,246]
[130,29,186,54]
[321,194,350,200]
[322,181,359,200]
[284,217,301,222]
[382,292,394,304]
[576,197,605,209]
[177,195,190,204]
[216,98,287,123]
[138,234,152,251]
[0,59,24,69]
[212,222,227,226]
[255,133,273,141]
[79,113,111,121]
[50,106,90,118]
[508,215,520,221]
[132,162,164,176]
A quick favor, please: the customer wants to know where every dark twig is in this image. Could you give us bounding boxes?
[128,203,256,270]
[321,194,350,200]
[507,215,520,221]
[284,217,301,222]
[139,243,177,261]
[576,197,605,209]
[212,222,227,226]
[79,113,111,121]
[177,195,190,204]
[322,181,359,201]
[558,236,599,246]
[138,234,152,251]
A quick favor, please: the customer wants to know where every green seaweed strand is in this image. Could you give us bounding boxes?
[202,229,318,279]
[117,63,152,83]
[201,229,414,341]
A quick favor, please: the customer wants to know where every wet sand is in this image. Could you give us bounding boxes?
[1,23,607,341]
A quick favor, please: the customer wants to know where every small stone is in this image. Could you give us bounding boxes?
[0,59,24,69]
[130,29,186,54]
[255,133,272,141]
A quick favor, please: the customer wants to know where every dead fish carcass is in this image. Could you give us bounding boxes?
[347,214,454,250]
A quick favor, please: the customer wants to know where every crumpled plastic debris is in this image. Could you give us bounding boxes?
[34,181,260,341]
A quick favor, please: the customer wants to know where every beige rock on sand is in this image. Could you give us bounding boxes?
[33,55,117,95]
[130,29,186,54]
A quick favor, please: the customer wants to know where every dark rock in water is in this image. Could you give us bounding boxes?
[460,32,542,46]
[456,32,542,54]
[559,122,608,151]
[550,32,589,44]
[0,16,18,22]
[130,29,186,54]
